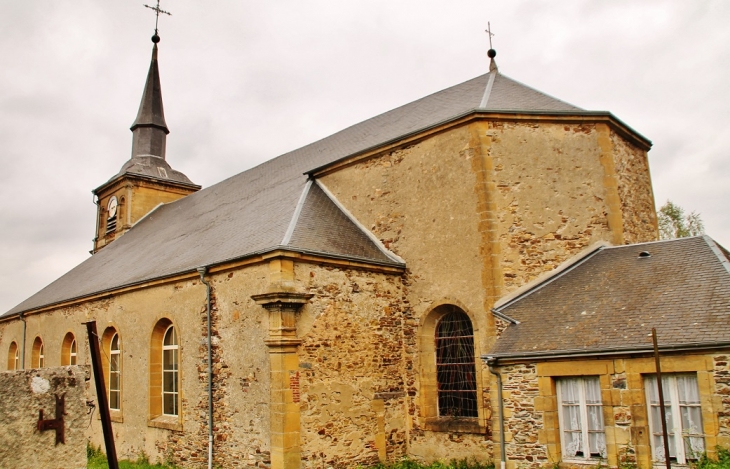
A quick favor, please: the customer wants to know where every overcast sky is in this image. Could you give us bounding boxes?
[1,1,728,314]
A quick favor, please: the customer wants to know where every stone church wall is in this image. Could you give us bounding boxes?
[488,121,633,294]
[319,117,657,463]
[296,262,408,467]
[608,129,658,244]
[319,123,498,462]
[0,262,272,468]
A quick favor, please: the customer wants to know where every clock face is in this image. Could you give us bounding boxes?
[107,196,118,218]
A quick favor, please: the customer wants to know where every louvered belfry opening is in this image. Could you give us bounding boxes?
[106,215,117,234]
[435,307,478,417]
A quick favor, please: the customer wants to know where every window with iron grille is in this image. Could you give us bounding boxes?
[435,309,478,418]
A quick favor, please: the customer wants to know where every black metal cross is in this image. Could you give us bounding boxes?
[144,0,171,35]
[485,22,495,49]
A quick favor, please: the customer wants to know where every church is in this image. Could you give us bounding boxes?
[2,27,730,469]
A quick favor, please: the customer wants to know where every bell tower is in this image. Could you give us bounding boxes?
[92,34,200,253]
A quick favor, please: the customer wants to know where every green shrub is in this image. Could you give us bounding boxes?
[696,447,730,469]
[366,457,494,469]
[86,443,178,469]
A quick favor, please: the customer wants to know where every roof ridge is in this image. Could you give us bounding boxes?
[281,179,313,246]
[702,234,730,276]
[479,69,498,108]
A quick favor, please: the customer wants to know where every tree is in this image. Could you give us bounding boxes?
[657,200,705,239]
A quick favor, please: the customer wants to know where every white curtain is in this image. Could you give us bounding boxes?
[646,375,704,461]
[561,378,583,456]
[585,378,607,457]
[677,375,705,457]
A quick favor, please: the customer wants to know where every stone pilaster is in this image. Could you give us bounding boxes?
[252,291,313,469]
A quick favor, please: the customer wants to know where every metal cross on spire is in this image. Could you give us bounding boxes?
[485,22,495,50]
[144,0,171,42]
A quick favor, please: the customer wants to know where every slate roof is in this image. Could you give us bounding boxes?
[5,64,631,317]
[488,236,730,359]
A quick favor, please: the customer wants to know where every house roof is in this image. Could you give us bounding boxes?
[5,63,639,317]
[488,236,730,360]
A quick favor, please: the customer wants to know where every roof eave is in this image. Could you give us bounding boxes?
[1,246,405,320]
[92,171,201,195]
[483,341,730,363]
[306,109,652,177]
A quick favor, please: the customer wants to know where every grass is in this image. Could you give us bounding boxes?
[695,447,730,469]
[87,444,178,469]
[366,458,494,469]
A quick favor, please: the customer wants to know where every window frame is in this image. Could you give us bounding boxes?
[149,318,182,429]
[61,332,77,366]
[109,332,121,411]
[7,341,19,370]
[434,309,478,418]
[644,373,705,464]
[162,325,179,417]
[31,336,44,368]
[556,376,607,462]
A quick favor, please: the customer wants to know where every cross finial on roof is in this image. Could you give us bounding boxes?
[485,22,497,71]
[485,22,495,50]
[144,0,171,43]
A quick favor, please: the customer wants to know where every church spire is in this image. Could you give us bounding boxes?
[130,40,169,159]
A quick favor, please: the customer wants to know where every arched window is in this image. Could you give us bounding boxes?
[435,309,478,417]
[150,318,180,421]
[7,341,19,370]
[61,332,77,365]
[162,325,179,416]
[31,337,44,368]
[102,327,122,412]
[109,333,121,410]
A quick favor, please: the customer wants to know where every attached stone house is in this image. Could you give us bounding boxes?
[487,236,730,469]
[0,37,667,468]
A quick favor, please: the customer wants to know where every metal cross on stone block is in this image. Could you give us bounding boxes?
[37,393,66,445]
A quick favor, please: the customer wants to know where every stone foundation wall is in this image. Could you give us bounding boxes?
[0,366,89,469]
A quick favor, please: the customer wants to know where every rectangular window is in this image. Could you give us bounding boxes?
[645,374,704,464]
[557,377,606,460]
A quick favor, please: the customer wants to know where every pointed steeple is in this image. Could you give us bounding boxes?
[130,41,169,160]
[91,33,199,254]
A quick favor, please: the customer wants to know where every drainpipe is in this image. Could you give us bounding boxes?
[197,267,214,469]
[19,312,27,369]
[487,357,506,469]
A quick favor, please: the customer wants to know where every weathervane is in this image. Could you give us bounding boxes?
[144,0,171,43]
